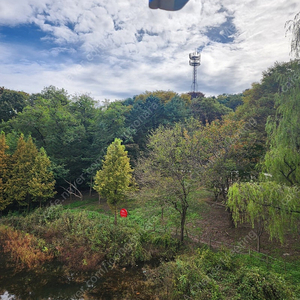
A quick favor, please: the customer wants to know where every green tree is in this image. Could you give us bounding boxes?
[137,123,197,243]
[264,61,300,185]
[228,62,300,247]
[0,87,29,122]
[191,97,232,125]
[5,135,38,211]
[217,93,243,111]
[94,138,134,225]
[227,181,300,251]
[28,148,56,207]
[3,86,85,184]
[0,133,10,212]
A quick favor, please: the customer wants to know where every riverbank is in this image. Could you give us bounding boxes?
[1,191,300,299]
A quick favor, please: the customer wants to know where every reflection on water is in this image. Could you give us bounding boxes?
[0,253,153,300]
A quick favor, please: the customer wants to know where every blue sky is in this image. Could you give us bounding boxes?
[0,0,299,103]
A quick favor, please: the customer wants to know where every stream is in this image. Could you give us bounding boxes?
[0,253,155,300]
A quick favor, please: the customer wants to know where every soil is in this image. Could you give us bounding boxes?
[194,198,300,261]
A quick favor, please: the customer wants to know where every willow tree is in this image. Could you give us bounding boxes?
[228,182,300,251]
[286,12,300,58]
[227,66,300,249]
[94,138,134,225]
[264,70,300,186]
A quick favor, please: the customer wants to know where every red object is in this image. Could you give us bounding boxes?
[120,208,128,218]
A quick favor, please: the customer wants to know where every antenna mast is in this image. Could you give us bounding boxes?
[189,51,201,92]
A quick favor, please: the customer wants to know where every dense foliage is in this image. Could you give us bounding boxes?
[1,58,300,299]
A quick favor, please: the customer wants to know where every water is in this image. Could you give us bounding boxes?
[0,254,152,300]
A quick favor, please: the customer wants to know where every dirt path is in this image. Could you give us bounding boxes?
[193,198,300,260]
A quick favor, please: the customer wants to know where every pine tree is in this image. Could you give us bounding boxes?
[0,133,10,212]
[94,138,134,225]
[28,148,56,207]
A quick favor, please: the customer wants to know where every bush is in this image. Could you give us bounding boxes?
[234,267,295,300]
[0,225,54,270]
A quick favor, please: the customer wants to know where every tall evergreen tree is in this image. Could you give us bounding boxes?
[94,138,134,225]
[5,135,38,211]
[28,148,56,207]
[0,133,10,212]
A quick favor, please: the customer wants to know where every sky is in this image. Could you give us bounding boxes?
[0,0,299,103]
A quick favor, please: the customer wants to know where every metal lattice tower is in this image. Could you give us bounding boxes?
[189,51,201,92]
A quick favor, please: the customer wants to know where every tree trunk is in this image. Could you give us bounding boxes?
[227,207,235,228]
[98,194,101,205]
[180,209,187,243]
[69,182,72,201]
[27,195,31,214]
[89,177,92,197]
[161,206,164,221]
[114,206,117,225]
[256,219,264,252]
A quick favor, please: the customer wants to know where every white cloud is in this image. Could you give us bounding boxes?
[0,0,299,101]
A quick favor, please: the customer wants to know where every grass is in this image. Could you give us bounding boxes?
[235,251,300,287]
[63,198,99,209]
[61,188,213,241]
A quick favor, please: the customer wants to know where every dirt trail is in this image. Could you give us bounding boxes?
[194,198,300,260]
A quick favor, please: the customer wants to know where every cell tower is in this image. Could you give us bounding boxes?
[189,51,201,92]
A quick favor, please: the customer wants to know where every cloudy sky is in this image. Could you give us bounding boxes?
[0,0,299,103]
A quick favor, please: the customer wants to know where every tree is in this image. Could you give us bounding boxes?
[227,181,300,251]
[5,135,56,212]
[136,123,197,243]
[264,62,300,185]
[0,133,10,212]
[191,97,232,125]
[227,62,300,247]
[134,90,177,104]
[94,138,134,225]
[3,86,86,184]
[286,12,300,58]
[217,93,243,111]
[5,135,38,211]
[28,148,56,207]
[0,87,29,122]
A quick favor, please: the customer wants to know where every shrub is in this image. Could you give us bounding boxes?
[0,225,54,270]
[234,267,295,300]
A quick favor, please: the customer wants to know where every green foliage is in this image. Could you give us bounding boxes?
[28,148,56,206]
[2,135,56,212]
[0,205,179,272]
[5,135,39,209]
[94,138,134,224]
[2,86,86,183]
[217,93,243,111]
[146,248,297,300]
[264,61,300,185]
[235,267,294,299]
[191,96,232,125]
[0,87,29,122]
[0,133,10,211]
[227,182,300,243]
[136,123,198,242]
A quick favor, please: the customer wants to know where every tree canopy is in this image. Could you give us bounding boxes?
[94,138,134,225]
